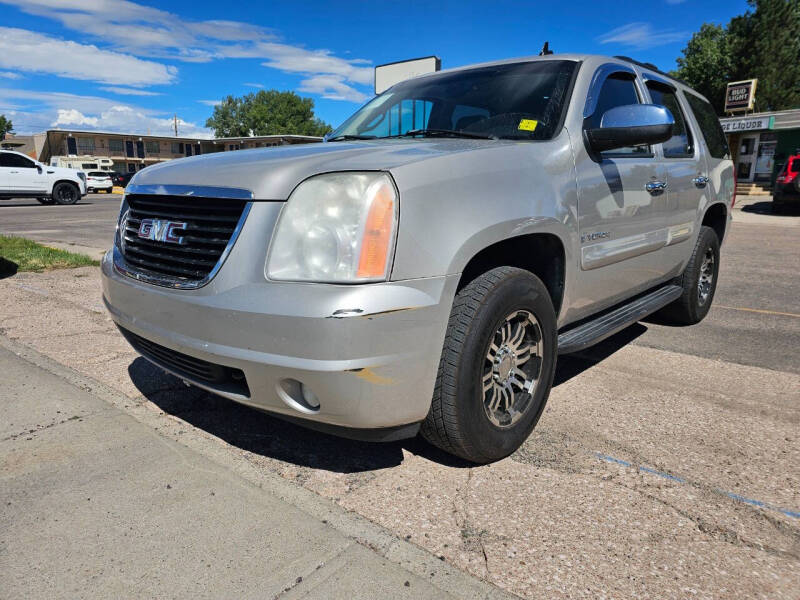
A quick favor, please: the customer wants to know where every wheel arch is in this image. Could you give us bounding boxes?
[50,179,81,195]
[702,202,727,243]
[455,230,568,317]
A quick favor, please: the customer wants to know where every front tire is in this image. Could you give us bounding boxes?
[53,182,79,205]
[659,225,720,325]
[421,267,557,463]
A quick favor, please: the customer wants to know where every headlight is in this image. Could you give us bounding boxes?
[267,172,397,282]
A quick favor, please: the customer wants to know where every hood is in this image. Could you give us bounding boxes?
[130,139,514,199]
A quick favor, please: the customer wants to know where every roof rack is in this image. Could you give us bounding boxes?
[613,55,691,88]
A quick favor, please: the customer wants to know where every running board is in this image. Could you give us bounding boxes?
[557,285,682,354]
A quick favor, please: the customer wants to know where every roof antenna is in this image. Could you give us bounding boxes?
[539,41,554,56]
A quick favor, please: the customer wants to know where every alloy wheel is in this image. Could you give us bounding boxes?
[481,309,543,428]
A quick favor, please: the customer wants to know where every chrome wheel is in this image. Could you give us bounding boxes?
[697,247,715,306]
[482,309,543,428]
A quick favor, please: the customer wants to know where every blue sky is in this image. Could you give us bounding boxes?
[0,0,750,137]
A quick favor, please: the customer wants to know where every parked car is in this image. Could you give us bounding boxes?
[101,54,734,463]
[86,171,114,193]
[0,149,87,204]
[112,172,136,188]
[772,151,800,213]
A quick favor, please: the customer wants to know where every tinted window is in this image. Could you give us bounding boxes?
[589,74,648,155]
[684,93,729,159]
[331,60,577,141]
[88,171,109,177]
[0,152,35,168]
[647,83,693,157]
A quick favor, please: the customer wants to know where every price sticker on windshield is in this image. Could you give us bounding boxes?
[518,119,538,132]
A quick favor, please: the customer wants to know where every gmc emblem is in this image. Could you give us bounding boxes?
[138,219,188,245]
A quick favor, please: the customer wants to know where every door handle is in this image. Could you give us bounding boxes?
[645,181,667,195]
[9,170,19,173]
[692,175,709,188]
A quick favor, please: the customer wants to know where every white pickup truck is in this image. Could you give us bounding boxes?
[0,150,87,204]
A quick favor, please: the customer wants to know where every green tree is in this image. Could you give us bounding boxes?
[0,114,13,140]
[205,90,332,138]
[671,24,733,114]
[673,0,800,113]
[746,0,800,111]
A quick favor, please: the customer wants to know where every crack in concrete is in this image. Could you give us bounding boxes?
[607,476,800,562]
[2,410,105,442]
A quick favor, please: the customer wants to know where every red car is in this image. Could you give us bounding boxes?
[773,151,800,213]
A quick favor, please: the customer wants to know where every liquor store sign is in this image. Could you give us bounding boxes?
[720,116,773,133]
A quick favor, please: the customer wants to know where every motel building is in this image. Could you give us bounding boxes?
[22,129,321,174]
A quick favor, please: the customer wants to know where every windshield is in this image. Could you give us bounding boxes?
[330,60,577,142]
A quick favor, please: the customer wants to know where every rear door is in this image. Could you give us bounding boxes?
[682,92,735,232]
[644,77,708,272]
[573,65,670,311]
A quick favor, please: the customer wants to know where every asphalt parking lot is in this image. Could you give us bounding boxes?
[1,194,799,598]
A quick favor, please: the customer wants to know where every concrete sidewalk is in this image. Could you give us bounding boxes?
[0,344,508,599]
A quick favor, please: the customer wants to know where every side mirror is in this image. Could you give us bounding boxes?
[586,104,674,153]
[36,164,43,174]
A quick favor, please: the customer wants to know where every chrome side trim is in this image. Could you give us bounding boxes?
[666,221,694,246]
[113,201,253,289]
[581,228,668,270]
[125,183,254,200]
[583,62,638,119]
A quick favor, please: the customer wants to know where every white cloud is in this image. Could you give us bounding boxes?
[197,100,221,106]
[0,88,211,137]
[51,106,212,137]
[99,86,162,96]
[0,27,176,86]
[244,82,264,88]
[0,71,22,79]
[298,75,368,103]
[0,0,372,101]
[598,23,689,50]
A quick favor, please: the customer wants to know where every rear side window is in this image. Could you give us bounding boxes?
[684,93,729,159]
[0,152,35,168]
[588,74,648,156]
[646,83,693,157]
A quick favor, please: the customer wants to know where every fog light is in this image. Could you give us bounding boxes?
[301,383,320,409]
[276,378,321,413]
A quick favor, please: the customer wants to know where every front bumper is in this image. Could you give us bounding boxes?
[101,250,457,434]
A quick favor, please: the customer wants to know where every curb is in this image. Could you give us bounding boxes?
[0,333,518,600]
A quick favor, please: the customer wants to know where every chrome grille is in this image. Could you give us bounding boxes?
[120,193,248,284]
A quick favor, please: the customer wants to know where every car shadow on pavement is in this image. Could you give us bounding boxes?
[553,323,647,387]
[128,323,647,473]
[0,257,18,279]
[128,357,408,473]
[741,201,799,216]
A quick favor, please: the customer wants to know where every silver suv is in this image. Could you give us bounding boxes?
[102,54,734,463]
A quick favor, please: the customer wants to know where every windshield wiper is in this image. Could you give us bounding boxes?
[395,128,497,140]
[326,134,377,142]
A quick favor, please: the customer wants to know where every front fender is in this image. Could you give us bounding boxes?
[388,134,578,280]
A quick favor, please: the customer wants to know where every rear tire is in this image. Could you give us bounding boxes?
[37,197,55,205]
[53,182,79,205]
[420,267,557,463]
[658,225,720,325]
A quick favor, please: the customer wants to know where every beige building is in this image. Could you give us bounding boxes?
[30,129,321,173]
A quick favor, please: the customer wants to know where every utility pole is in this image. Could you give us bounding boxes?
[173,114,178,137]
